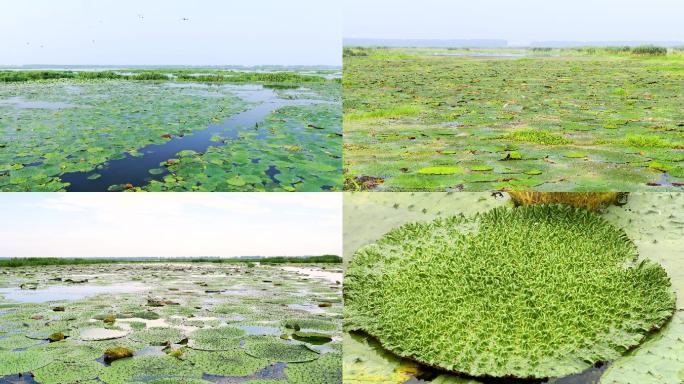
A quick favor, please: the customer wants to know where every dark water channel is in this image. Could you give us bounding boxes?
[404,362,608,384]
[351,331,609,384]
[60,85,321,191]
[0,283,148,303]
[0,373,39,384]
[202,362,287,383]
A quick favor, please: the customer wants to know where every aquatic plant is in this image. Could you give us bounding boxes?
[282,318,338,331]
[417,166,463,175]
[79,328,131,341]
[0,262,342,381]
[99,355,203,383]
[292,331,333,344]
[33,343,102,363]
[128,321,147,330]
[531,47,554,52]
[0,255,342,268]
[188,327,245,351]
[130,72,170,81]
[33,360,104,384]
[244,337,320,362]
[130,328,185,345]
[600,312,684,384]
[0,69,331,84]
[631,45,668,56]
[47,332,66,342]
[174,71,327,84]
[285,352,342,384]
[344,48,684,191]
[343,47,370,57]
[345,205,676,379]
[209,303,253,316]
[128,379,212,384]
[507,192,622,211]
[343,332,426,384]
[143,103,342,192]
[130,310,161,320]
[104,347,134,362]
[185,349,269,376]
[166,346,185,358]
[0,70,75,82]
[505,129,572,145]
[0,334,45,350]
[0,350,53,375]
[0,75,341,192]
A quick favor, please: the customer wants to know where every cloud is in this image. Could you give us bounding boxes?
[1,193,342,258]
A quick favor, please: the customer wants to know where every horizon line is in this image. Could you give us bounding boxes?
[0,255,341,260]
[343,37,684,47]
[0,64,342,68]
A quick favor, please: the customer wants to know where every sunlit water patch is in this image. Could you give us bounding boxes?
[58,84,335,191]
[343,192,684,384]
[0,96,77,110]
[0,262,342,382]
[280,267,342,283]
[0,283,148,303]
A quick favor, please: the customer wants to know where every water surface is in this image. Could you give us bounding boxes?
[0,283,148,303]
[0,96,77,110]
[60,84,324,191]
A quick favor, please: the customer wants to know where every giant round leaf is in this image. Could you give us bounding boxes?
[345,205,676,379]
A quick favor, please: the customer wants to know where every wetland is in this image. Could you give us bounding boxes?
[0,69,342,191]
[343,192,684,384]
[343,47,684,191]
[0,262,343,383]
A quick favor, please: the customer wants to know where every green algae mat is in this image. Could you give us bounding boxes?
[0,263,342,383]
[343,48,684,191]
[343,192,684,384]
[0,71,341,192]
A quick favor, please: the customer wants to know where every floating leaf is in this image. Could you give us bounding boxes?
[345,205,675,379]
[417,166,463,175]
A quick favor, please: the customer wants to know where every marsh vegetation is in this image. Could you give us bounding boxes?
[0,255,343,268]
[343,47,684,191]
[343,192,684,384]
[0,262,342,383]
[0,68,341,191]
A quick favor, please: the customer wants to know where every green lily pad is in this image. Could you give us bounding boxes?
[345,205,675,379]
[188,327,245,351]
[185,349,269,376]
[417,166,463,175]
[244,337,320,362]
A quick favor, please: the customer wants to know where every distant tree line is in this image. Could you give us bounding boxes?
[0,255,342,268]
[531,45,669,56]
[0,70,332,83]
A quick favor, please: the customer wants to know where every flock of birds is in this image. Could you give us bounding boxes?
[24,14,191,48]
[138,14,190,21]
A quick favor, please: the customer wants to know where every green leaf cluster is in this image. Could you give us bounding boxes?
[345,205,676,379]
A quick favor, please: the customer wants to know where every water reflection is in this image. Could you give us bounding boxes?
[0,283,148,303]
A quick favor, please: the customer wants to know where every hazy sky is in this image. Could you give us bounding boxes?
[0,0,341,66]
[344,0,684,45]
[0,193,341,258]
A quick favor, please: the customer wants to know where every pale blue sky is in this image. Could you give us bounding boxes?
[345,0,684,45]
[0,0,341,66]
[0,193,342,258]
